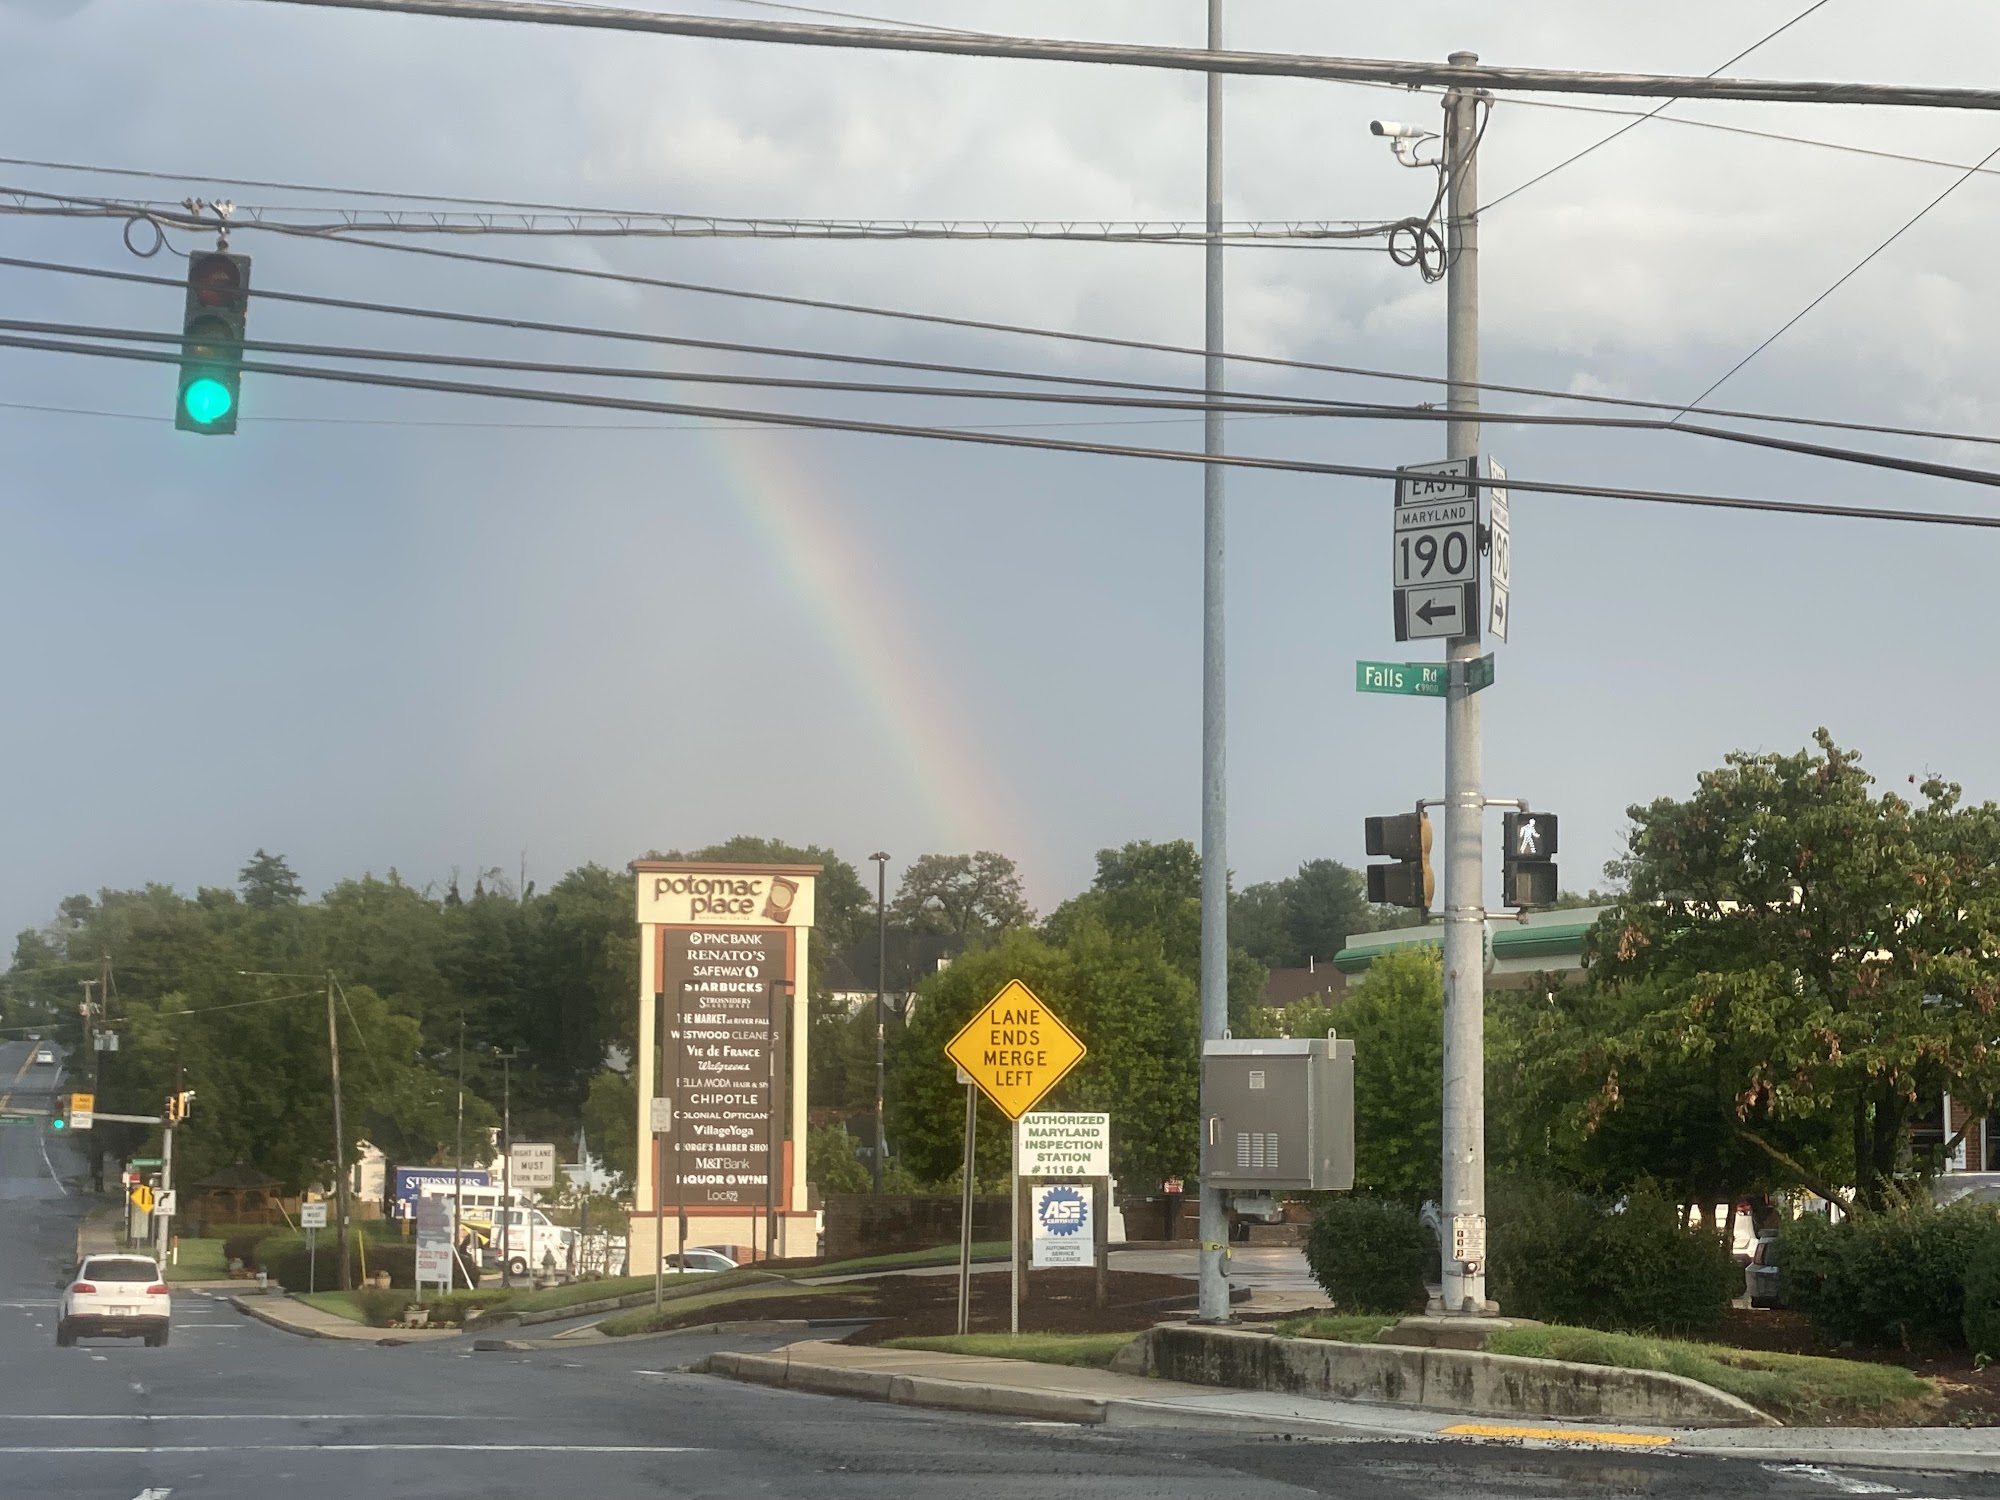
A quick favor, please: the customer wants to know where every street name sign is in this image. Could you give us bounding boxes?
[1015,1112,1110,1177]
[1356,656,1494,698]
[1487,458,1510,641]
[129,1156,162,1168]
[509,1142,558,1190]
[1394,458,1480,643]
[1356,661,1447,698]
[299,1201,328,1230]
[944,979,1087,1120]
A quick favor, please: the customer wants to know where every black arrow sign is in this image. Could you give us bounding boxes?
[1415,597,1459,625]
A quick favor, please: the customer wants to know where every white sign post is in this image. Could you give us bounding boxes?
[1486,458,1510,642]
[508,1142,558,1191]
[1393,457,1480,643]
[1014,1113,1110,1178]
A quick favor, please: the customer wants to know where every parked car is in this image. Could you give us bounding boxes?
[664,1249,738,1275]
[1746,1231,1783,1309]
[59,1254,170,1347]
[33,1046,54,1066]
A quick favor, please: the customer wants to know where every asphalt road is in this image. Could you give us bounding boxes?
[5,1035,1998,1500]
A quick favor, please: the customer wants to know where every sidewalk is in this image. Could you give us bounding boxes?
[699,1338,2000,1475]
[227,1292,459,1343]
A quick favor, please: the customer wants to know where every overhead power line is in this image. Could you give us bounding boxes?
[7,326,2000,533]
[245,0,2000,111]
[10,314,2000,489]
[1481,0,1836,213]
[0,189,1398,246]
[6,252,1998,456]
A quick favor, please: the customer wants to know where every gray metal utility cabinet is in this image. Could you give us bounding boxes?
[1200,1036,1354,1192]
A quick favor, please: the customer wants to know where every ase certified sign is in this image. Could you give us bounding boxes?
[1393,458,1480,643]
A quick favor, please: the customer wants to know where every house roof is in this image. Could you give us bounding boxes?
[824,930,967,993]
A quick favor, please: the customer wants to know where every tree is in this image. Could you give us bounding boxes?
[1044,839,1266,1031]
[807,1124,872,1195]
[238,850,304,909]
[891,852,1033,941]
[581,1068,637,1187]
[1258,948,1443,1202]
[1233,859,1378,969]
[1586,731,2000,1211]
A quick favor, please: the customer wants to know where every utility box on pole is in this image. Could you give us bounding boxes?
[1200,1037,1355,1192]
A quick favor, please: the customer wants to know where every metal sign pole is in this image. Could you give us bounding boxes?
[1010,1117,1021,1337]
[308,1227,316,1296]
[956,1081,976,1336]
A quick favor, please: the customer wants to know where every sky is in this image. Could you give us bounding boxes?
[2,0,1999,943]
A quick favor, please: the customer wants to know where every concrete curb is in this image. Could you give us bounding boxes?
[227,1294,458,1346]
[698,1349,1111,1425]
[230,1295,338,1341]
[1125,1325,1776,1429]
[478,1317,851,1353]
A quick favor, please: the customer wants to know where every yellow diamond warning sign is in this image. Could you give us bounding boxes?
[944,979,1086,1121]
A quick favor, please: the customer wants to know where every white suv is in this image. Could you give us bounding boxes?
[59,1255,170,1347]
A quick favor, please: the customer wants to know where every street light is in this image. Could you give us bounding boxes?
[869,852,890,1194]
[492,1046,522,1285]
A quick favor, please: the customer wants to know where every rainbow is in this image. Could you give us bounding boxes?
[706,423,1020,861]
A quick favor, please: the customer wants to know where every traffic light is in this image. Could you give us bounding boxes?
[1501,811,1559,909]
[176,250,251,434]
[166,1090,195,1124]
[51,1103,66,1130]
[1365,811,1434,910]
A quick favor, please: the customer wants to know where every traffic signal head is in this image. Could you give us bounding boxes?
[1501,811,1560,908]
[50,1107,65,1130]
[1365,811,1435,910]
[176,251,250,435]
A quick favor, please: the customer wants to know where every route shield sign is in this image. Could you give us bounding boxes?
[944,979,1087,1121]
[1487,458,1511,642]
[1394,458,1480,643]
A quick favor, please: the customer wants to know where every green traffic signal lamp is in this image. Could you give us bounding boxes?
[50,1113,65,1130]
[181,375,235,426]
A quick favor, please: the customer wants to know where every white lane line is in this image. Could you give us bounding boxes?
[36,1122,69,1196]
[0,1444,703,1454]
[0,1414,479,1422]
[132,1490,172,1499]
[1764,1466,1902,1495]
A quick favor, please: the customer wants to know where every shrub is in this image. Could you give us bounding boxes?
[222,1233,264,1270]
[1488,1179,1736,1335]
[1962,1230,2000,1359]
[1780,1196,2000,1350]
[1305,1197,1433,1313]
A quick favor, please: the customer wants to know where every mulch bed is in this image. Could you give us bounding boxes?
[1718,1308,2000,1426]
[648,1267,1199,1343]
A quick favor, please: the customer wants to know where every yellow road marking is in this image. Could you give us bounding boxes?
[0,1048,36,1115]
[1441,1424,1674,1448]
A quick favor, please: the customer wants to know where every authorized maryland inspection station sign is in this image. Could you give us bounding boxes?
[944,979,1087,1121]
[1015,1112,1110,1177]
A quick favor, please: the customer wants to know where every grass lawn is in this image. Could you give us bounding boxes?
[599,1281,853,1337]
[294,1292,368,1322]
[1276,1314,1400,1344]
[1487,1326,1937,1426]
[884,1332,1139,1369]
[1282,1315,1936,1425]
[166,1238,229,1282]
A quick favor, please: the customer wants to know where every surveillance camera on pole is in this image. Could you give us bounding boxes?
[1370,118,1441,167]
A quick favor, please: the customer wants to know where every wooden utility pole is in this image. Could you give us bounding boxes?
[327,975,352,1291]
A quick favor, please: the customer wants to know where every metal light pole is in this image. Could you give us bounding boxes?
[869,851,889,1194]
[1436,52,1491,1318]
[1194,0,1233,1328]
[454,1014,466,1285]
[494,1046,520,1286]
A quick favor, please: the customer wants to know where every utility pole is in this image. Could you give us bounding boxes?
[869,851,889,1193]
[1436,52,1491,1318]
[81,976,100,1193]
[1194,0,1232,1328]
[326,974,352,1292]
